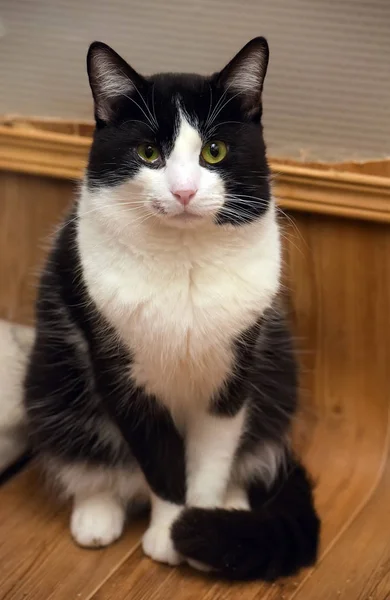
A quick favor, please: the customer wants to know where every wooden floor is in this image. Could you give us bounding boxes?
[0,171,390,598]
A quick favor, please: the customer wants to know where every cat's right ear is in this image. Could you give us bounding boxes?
[87,42,145,124]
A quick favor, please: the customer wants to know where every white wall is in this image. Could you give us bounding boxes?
[0,0,389,161]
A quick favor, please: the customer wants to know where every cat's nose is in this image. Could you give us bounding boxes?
[171,187,197,206]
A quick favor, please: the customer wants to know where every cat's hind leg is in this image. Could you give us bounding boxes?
[47,459,149,548]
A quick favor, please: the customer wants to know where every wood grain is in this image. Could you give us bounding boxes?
[0,171,74,324]
[0,468,146,600]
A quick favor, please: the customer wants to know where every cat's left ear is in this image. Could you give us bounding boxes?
[215,37,269,119]
[87,41,146,124]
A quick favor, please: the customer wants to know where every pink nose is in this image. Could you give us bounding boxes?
[172,188,197,206]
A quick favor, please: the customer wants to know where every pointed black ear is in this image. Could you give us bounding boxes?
[216,37,269,118]
[87,42,146,123]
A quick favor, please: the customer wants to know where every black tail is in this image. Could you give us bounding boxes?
[172,458,320,581]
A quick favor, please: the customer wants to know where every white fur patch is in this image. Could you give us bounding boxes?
[77,201,280,425]
[142,494,183,565]
[49,460,149,548]
[48,459,149,504]
[186,407,247,507]
[0,321,33,472]
[136,113,225,223]
[233,440,286,489]
[224,483,250,511]
[71,491,125,548]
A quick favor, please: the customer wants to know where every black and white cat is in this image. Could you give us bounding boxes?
[24,38,320,580]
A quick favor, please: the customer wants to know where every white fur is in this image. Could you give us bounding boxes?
[164,115,204,203]
[49,460,149,503]
[186,407,247,507]
[233,440,287,489]
[0,321,34,472]
[154,112,226,221]
[78,189,280,427]
[71,491,126,548]
[142,493,183,565]
[50,460,149,548]
[224,483,250,511]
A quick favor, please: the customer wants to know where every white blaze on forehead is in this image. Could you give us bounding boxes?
[165,114,202,192]
[172,114,202,158]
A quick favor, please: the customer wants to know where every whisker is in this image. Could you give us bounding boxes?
[206,120,244,137]
[122,93,157,131]
[151,83,158,128]
[205,84,213,128]
[119,119,156,133]
[121,71,158,129]
[205,81,237,130]
[207,89,243,129]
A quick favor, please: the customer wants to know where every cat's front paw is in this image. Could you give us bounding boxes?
[224,485,250,511]
[71,492,125,548]
[142,525,182,566]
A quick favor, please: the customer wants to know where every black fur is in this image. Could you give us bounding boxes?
[172,456,320,581]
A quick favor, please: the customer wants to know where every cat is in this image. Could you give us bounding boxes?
[24,37,320,581]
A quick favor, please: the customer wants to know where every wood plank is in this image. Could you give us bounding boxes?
[0,171,74,324]
[293,438,390,600]
[0,468,146,600]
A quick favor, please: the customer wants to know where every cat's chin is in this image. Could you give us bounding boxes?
[158,211,210,229]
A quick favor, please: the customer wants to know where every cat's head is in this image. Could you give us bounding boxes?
[85,38,270,229]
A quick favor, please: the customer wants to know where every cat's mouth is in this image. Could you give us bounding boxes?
[151,200,207,225]
[169,212,203,222]
[163,211,206,228]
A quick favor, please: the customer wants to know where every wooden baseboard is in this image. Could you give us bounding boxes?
[1,118,390,223]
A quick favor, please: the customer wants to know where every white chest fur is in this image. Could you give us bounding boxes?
[77,202,281,420]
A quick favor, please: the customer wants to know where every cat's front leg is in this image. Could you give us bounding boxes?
[99,388,186,565]
[185,406,247,508]
[142,493,183,565]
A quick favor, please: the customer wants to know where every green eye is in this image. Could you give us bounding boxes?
[137,143,160,163]
[201,140,228,165]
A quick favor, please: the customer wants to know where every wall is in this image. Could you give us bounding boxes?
[1,0,390,162]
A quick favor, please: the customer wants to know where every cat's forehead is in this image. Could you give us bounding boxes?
[137,72,242,149]
[148,73,213,132]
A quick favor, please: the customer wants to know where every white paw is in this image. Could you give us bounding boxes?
[224,497,250,511]
[142,525,182,566]
[71,492,125,548]
[224,486,250,511]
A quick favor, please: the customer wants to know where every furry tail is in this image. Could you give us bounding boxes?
[172,459,320,581]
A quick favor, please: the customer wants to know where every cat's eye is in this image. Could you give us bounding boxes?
[137,144,160,163]
[201,141,228,165]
